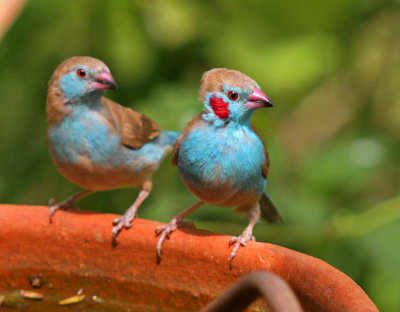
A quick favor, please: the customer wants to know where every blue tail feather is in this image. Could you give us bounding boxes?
[158,130,181,148]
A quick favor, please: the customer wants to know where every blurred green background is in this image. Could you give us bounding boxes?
[1,0,399,310]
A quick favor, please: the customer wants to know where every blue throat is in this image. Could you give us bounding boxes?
[202,108,254,128]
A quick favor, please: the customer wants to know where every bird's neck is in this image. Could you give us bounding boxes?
[47,90,104,125]
[77,91,103,108]
[202,109,254,128]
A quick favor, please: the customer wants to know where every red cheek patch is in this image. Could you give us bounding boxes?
[209,95,230,119]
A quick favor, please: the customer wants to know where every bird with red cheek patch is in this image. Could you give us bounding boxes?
[155,68,282,268]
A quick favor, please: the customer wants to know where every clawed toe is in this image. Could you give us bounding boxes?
[155,219,192,262]
[111,215,135,243]
[49,205,58,223]
[155,224,167,235]
[155,225,176,262]
[229,236,246,247]
[112,217,121,225]
[48,199,75,223]
[228,232,256,269]
[111,226,121,243]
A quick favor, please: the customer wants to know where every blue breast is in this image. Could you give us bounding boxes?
[48,104,178,174]
[178,120,266,195]
[48,105,124,166]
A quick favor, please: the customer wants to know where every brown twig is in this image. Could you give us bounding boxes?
[200,271,303,312]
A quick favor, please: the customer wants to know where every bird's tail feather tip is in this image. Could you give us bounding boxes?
[161,130,181,146]
[259,192,283,224]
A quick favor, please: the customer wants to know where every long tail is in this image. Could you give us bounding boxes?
[259,192,283,223]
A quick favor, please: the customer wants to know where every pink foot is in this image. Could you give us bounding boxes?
[155,219,195,262]
[228,230,256,269]
[112,212,136,244]
[48,197,76,223]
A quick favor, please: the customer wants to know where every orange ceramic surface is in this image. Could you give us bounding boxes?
[0,205,378,311]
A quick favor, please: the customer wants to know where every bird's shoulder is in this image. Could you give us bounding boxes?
[172,112,204,166]
[101,97,161,149]
[46,80,68,125]
[250,124,270,178]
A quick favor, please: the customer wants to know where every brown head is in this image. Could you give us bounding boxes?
[47,56,118,124]
[198,68,273,123]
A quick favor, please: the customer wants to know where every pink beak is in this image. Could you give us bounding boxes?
[245,88,274,109]
[93,71,118,90]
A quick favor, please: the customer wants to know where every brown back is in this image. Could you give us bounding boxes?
[102,97,161,149]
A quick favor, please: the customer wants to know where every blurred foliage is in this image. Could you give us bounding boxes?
[0,0,399,310]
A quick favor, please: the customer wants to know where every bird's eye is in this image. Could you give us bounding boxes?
[228,91,239,101]
[76,68,86,78]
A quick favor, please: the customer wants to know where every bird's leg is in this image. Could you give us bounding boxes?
[229,206,260,269]
[155,201,204,262]
[112,190,150,244]
[49,190,93,223]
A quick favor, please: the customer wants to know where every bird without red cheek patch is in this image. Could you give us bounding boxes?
[209,95,230,119]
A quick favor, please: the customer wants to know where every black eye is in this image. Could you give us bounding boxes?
[77,68,86,78]
[228,91,239,101]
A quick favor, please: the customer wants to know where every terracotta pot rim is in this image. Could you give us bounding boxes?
[0,204,378,312]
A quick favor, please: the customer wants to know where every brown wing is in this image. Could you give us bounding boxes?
[101,97,161,149]
[172,113,204,166]
[251,124,270,178]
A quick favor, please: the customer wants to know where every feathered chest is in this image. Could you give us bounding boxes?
[178,122,266,186]
[47,105,121,165]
